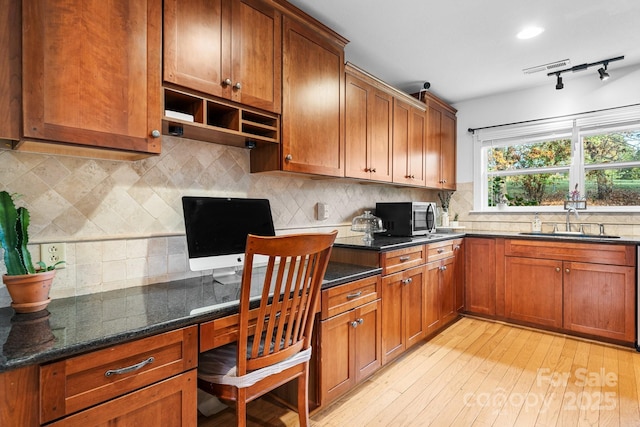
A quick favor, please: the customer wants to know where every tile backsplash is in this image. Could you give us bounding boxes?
[0,136,436,307]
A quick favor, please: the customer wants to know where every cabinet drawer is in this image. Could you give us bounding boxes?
[40,326,198,424]
[46,370,197,427]
[427,240,454,262]
[381,245,426,275]
[505,239,635,266]
[321,275,380,319]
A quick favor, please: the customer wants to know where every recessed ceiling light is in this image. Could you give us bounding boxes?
[517,26,545,40]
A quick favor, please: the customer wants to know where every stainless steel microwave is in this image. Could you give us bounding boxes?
[375,202,437,236]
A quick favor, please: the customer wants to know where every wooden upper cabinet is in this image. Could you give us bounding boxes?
[424,92,457,190]
[279,15,345,177]
[0,0,21,141]
[344,65,392,182]
[21,0,162,158]
[392,98,426,186]
[163,0,281,113]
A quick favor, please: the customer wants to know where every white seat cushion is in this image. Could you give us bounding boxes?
[198,344,312,388]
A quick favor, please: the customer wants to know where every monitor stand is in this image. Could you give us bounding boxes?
[212,267,242,285]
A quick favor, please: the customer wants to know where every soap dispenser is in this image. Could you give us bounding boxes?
[532,213,542,232]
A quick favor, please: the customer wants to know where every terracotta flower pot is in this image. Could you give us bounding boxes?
[2,270,55,313]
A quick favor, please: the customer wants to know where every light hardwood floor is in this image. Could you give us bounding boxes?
[198,317,640,426]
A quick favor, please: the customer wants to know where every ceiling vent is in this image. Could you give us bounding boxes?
[523,59,571,74]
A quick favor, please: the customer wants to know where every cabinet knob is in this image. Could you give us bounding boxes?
[556,267,561,272]
[454,245,460,250]
[233,82,242,90]
[222,78,232,86]
[440,265,447,271]
[357,318,364,325]
[437,248,444,253]
[371,168,376,173]
[285,154,293,162]
[150,129,161,138]
[351,321,359,328]
[402,278,413,285]
[565,268,570,273]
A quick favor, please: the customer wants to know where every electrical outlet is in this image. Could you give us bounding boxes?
[40,243,66,269]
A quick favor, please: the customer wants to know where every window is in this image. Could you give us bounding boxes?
[473,105,640,211]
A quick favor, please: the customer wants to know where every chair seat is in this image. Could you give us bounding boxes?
[198,343,312,388]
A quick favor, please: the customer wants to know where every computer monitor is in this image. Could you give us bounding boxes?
[182,196,275,283]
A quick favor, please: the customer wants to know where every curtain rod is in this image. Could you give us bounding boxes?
[467,102,640,134]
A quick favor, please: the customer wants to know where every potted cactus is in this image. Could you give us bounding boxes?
[0,191,62,313]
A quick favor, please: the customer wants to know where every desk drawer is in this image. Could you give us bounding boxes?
[40,326,197,424]
[321,275,380,319]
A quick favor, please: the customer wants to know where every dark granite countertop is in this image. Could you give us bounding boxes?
[465,230,640,245]
[0,262,381,372]
[333,232,465,251]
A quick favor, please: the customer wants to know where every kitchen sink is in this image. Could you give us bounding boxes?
[518,232,620,239]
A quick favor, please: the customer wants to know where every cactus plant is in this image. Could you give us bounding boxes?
[0,191,61,275]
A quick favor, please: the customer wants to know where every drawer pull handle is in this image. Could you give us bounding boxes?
[399,256,411,262]
[346,291,362,300]
[437,248,444,253]
[105,356,155,377]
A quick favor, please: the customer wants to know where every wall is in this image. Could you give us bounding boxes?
[0,136,437,307]
[449,63,640,233]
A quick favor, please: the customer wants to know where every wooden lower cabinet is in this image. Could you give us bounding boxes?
[381,265,426,364]
[466,237,637,345]
[319,299,381,404]
[425,256,456,335]
[504,256,563,328]
[47,371,197,427]
[564,261,635,343]
[464,237,497,316]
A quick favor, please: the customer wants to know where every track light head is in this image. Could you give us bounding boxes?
[598,63,610,81]
[555,73,564,90]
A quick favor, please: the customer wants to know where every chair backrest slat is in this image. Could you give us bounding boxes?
[236,231,337,375]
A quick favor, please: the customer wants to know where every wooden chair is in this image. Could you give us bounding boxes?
[198,230,338,426]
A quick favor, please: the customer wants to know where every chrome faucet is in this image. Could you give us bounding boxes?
[565,207,579,232]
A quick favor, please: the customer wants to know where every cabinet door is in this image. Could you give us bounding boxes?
[381,271,405,364]
[440,110,457,190]
[453,240,465,312]
[22,0,162,154]
[345,74,370,180]
[354,299,382,382]
[404,266,426,349]
[564,261,635,343]
[464,238,496,316]
[368,89,393,182]
[504,256,563,328]
[392,99,426,186]
[163,0,229,99]
[319,310,355,404]
[230,0,281,112]
[425,106,442,188]
[425,261,441,334]
[282,16,344,177]
[439,256,457,325]
[48,371,197,427]
[0,0,20,141]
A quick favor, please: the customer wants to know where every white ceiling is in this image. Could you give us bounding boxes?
[286,0,640,104]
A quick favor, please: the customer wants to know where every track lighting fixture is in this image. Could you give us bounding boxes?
[598,63,610,81]
[547,55,623,90]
